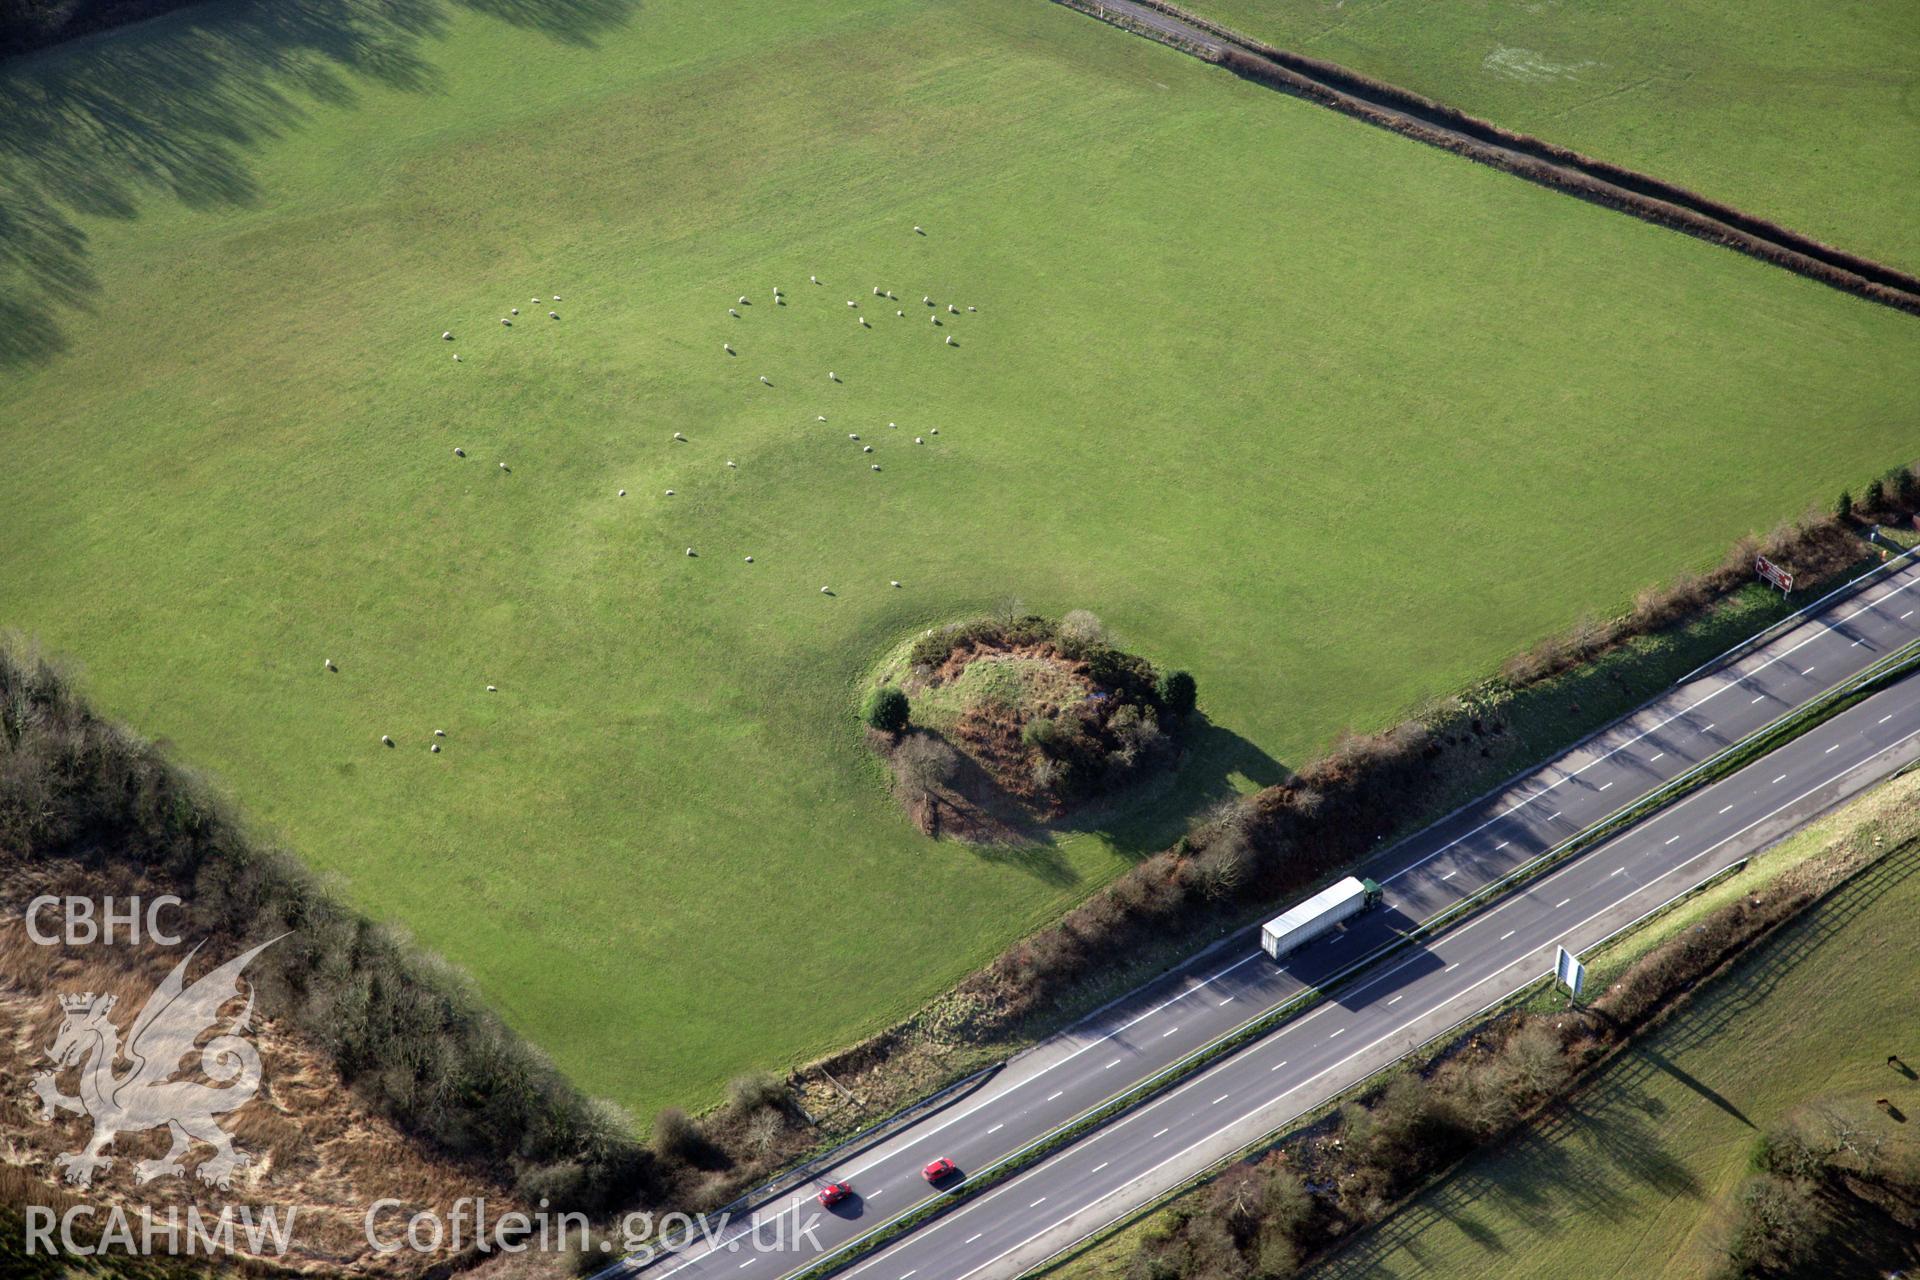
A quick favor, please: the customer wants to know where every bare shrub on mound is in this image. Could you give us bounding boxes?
[894,732,959,802]
[1057,609,1107,654]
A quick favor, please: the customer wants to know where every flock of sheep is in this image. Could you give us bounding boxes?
[398,231,974,752]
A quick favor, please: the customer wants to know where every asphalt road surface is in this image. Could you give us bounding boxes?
[613,553,1920,1280]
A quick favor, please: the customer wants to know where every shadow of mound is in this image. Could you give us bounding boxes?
[0,0,640,369]
[895,713,1289,882]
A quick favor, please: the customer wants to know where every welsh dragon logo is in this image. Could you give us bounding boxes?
[30,936,282,1190]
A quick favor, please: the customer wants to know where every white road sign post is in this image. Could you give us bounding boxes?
[1554,945,1586,1003]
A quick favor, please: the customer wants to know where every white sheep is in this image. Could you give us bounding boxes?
[871,463,881,471]
[930,315,939,325]
[945,335,956,345]
[730,308,740,317]
[727,460,737,468]
[889,422,897,428]
[863,445,873,453]
[897,310,904,317]
[453,354,461,362]
[324,658,336,671]
[512,308,520,316]
[745,555,754,563]
[501,318,512,326]
[442,331,453,340]
[665,489,675,496]
[739,296,749,305]
[967,306,977,312]
[454,447,466,457]
[431,743,441,753]
[828,371,838,381]
[818,415,828,422]
[847,300,857,308]
[435,729,446,737]
[381,735,394,746]
[915,436,923,444]
[913,225,923,234]
[891,580,901,588]
[859,317,869,327]
[947,304,958,314]
[686,548,696,557]
[810,275,819,284]
[821,586,832,594]
[723,342,734,353]
[533,297,542,303]
[499,462,509,471]
[673,431,686,440]
[618,489,627,497]
[873,287,883,296]
[923,296,931,304]
[930,428,939,435]
[549,311,558,319]
[487,684,498,692]
[553,295,562,302]
[759,375,771,385]
[849,433,859,439]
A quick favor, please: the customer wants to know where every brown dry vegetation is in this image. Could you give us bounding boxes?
[0,858,508,1275]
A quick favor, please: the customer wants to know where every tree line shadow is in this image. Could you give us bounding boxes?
[0,0,641,370]
[1311,840,1920,1277]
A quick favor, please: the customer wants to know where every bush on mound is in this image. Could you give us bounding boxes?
[867,611,1194,836]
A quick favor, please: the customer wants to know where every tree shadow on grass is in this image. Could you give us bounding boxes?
[946,713,1289,885]
[0,0,639,370]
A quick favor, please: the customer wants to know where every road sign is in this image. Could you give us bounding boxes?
[1756,554,1793,594]
[1554,945,1585,998]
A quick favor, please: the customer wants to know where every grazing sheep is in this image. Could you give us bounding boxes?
[810,275,819,284]
[727,460,737,468]
[499,462,509,471]
[915,436,923,444]
[913,225,924,234]
[435,729,446,737]
[452,354,461,361]
[930,428,939,435]
[863,445,873,453]
[618,489,627,497]
[889,422,897,429]
[744,555,754,563]
[723,342,734,353]
[739,296,749,305]
[673,431,686,440]
[945,335,956,345]
[686,548,696,557]
[487,684,498,692]
[512,308,519,315]
[923,296,931,304]
[859,317,869,327]
[897,310,904,317]
[324,658,336,671]
[968,306,977,312]
[533,297,542,303]
[888,291,897,300]
[665,489,675,496]
[381,735,394,747]
[873,287,884,296]
[729,308,740,318]
[553,295,562,302]
[818,415,828,422]
[501,318,512,326]
[431,743,441,753]
[454,447,466,457]
[549,311,558,319]
[759,375,771,385]
[849,433,859,439]
[871,463,881,471]
[821,586,831,594]
[442,331,453,340]
[891,580,901,588]
[947,304,958,314]
[847,300,857,308]
[828,371,838,381]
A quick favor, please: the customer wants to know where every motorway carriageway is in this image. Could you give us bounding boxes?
[618,553,1920,1280]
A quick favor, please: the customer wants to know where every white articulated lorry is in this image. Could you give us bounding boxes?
[1260,875,1384,960]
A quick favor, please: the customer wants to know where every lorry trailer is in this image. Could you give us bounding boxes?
[1260,875,1384,959]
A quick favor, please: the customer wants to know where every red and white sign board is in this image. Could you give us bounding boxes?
[1756,555,1793,593]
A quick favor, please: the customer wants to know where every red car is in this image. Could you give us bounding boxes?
[816,1181,852,1208]
[922,1158,958,1184]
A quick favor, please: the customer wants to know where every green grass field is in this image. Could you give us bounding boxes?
[2,0,1917,1119]
[1308,804,1920,1279]
[1190,0,1920,271]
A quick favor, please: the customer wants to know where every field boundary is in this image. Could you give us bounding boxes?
[1026,761,1920,1279]
[725,647,1920,1280]
[1052,0,1920,316]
